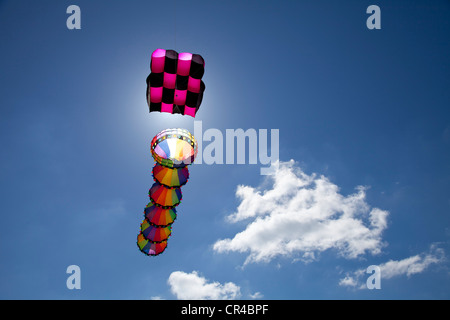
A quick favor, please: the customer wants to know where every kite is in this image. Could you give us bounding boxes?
[152,164,189,188]
[144,203,177,227]
[137,127,198,256]
[140,219,172,243]
[137,233,168,256]
[146,49,205,118]
[149,182,182,208]
[151,128,198,168]
[137,48,204,257]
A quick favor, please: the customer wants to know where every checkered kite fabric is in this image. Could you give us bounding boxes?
[146,49,206,118]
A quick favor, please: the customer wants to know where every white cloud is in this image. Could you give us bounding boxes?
[213,160,389,265]
[338,275,359,288]
[339,244,445,288]
[168,271,241,300]
[249,291,264,299]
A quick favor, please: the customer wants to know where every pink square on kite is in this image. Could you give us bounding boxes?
[151,49,166,73]
[163,72,176,89]
[179,52,193,60]
[184,106,196,117]
[188,77,201,93]
[177,53,192,76]
[161,103,173,113]
[174,89,187,105]
[150,87,163,103]
[152,48,166,58]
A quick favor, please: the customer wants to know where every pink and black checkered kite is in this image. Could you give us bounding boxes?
[146,49,205,118]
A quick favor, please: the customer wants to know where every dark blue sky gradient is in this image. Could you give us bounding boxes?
[1,0,449,299]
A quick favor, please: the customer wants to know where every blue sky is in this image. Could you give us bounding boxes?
[1,0,449,299]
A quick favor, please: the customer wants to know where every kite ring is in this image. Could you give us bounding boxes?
[150,128,198,168]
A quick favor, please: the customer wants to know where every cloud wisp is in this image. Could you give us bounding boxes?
[339,244,446,289]
[213,160,389,265]
[168,271,241,300]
